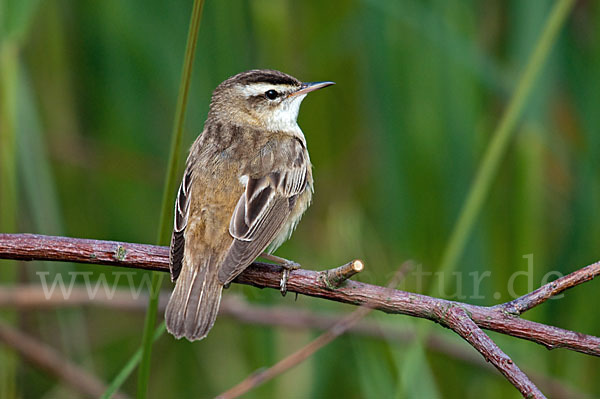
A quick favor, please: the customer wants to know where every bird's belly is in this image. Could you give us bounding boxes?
[185,168,244,254]
[267,185,312,254]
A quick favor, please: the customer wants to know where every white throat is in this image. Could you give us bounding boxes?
[265,94,307,133]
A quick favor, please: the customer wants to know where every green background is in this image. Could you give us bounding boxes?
[1,0,599,398]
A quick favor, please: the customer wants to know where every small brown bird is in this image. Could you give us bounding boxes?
[165,69,334,341]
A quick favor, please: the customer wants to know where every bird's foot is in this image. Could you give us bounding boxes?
[261,253,301,296]
[279,261,300,297]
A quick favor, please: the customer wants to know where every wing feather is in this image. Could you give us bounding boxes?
[218,139,308,285]
[169,166,193,282]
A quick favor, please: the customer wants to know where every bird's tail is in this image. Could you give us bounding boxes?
[165,255,223,341]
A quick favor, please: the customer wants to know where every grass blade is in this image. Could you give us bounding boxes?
[136,0,206,397]
[432,0,576,296]
[101,322,167,399]
[96,1,207,398]
[400,0,576,397]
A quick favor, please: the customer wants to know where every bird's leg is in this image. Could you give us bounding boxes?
[261,252,301,268]
[260,253,301,296]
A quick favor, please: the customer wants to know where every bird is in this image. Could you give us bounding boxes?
[164,69,334,341]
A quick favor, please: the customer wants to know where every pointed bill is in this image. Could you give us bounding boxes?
[289,81,335,97]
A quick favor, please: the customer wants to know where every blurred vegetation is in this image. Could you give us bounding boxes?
[1,0,599,398]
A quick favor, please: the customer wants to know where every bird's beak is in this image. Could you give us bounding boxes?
[289,81,335,97]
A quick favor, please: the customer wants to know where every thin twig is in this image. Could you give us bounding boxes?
[442,306,546,398]
[0,233,599,356]
[500,261,600,315]
[0,320,129,399]
[216,262,412,399]
[216,306,372,399]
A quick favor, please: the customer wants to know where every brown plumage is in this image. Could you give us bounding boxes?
[165,69,334,341]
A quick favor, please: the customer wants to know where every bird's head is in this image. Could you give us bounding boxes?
[208,69,334,131]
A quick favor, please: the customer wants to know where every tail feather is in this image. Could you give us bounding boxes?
[165,256,223,341]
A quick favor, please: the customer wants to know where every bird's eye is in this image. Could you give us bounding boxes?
[265,89,278,100]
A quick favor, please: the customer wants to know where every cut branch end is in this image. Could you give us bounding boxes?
[320,259,364,288]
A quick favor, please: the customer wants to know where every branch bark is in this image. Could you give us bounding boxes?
[443,306,545,398]
[1,233,599,398]
[1,234,598,357]
[500,260,600,315]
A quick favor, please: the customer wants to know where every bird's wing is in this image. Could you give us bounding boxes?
[218,138,309,285]
[169,165,193,282]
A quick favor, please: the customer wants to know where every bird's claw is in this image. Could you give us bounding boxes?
[279,260,300,297]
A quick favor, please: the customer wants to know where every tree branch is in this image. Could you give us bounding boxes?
[500,261,600,315]
[1,233,598,357]
[443,306,545,398]
[0,233,167,271]
[1,233,599,397]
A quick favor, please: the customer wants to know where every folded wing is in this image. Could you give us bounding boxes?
[218,139,308,285]
[169,165,193,282]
